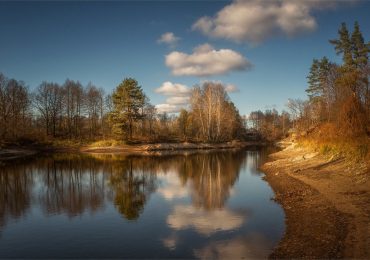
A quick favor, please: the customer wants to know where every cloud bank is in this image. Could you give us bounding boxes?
[192,0,351,44]
[165,43,251,76]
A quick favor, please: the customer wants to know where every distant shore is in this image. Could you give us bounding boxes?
[80,141,266,153]
[0,140,267,161]
[261,142,370,258]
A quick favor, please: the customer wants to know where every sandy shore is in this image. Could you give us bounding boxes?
[261,142,370,258]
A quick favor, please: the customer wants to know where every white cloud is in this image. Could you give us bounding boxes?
[166,96,190,105]
[155,82,192,113]
[165,43,251,76]
[155,81,191,96]
[224,84,239,93]
[167,205,244,235]
[192,0,352,44]
[157,32,180,47]
[155,103,182,114]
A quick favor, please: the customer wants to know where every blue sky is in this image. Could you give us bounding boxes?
[0,1,369,115]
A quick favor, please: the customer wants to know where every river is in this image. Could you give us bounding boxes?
[0,148,284,258]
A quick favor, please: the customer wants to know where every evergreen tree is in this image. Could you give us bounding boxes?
[350,21,370,117]
[109,78,145,140]
[306,59,320,100]
[351,21,369,69]
[306,57,332,102]
[330,23,354,67]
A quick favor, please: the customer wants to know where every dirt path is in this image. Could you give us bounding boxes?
[262,143,370,258]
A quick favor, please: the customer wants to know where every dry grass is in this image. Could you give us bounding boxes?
[298,123,370,162]
[88,139,125,147]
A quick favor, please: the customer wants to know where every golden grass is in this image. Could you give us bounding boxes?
[88,139,125,147]
[51,139,87,148]
[298,123,370,162]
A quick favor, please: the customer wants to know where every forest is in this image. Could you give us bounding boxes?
[0,76,256,145]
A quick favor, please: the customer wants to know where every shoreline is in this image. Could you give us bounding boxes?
[261,142,370,258]
[80,141,266,153]
[0,141,267,161]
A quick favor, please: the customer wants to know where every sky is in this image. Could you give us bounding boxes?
[0,0,369,116]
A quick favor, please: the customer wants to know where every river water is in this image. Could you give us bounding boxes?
[0,148,284,258]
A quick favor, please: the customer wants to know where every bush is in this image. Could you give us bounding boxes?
[338,95,367,138]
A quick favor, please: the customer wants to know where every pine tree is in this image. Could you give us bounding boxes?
[306,57,331,101]
[350,21,370,119]
[330,23,354,67]
[351,21,369,69]
[109,78,145,140]
[306,59,320,101]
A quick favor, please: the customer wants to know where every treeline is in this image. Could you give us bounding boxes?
[0,75,109,142]
[0,75,247,144]
[108,80,246,142]
[288,22,370,148]
[246,109,292,141]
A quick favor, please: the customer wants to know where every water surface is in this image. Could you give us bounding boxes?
[0,148,284,258]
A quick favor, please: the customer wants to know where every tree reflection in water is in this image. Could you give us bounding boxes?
[108,157,157,220]
[177,151,246,209]
[0,149,256,225]
[0,148,283,259]
[37,154,107,217]
[0,162,33,233]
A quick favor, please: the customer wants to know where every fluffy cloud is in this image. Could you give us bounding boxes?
[155,82,191,113]
[155,81,190,96]
[167,205,244,235]
[157,32,180,47]
[165,43,251,76]
[224,84,239,93]
[192,0,351,44]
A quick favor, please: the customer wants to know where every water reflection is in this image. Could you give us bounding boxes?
[38,156,107,217]
[0,163,33,232]
[0,151,245,222]
[108,159,156,220]
[194,234,275,259]
[167,205,244,235]
[181,152,244,209]
[0,148,284,258]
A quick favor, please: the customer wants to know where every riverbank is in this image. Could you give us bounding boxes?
[0,140,266,161]
[0,148,38,161]
[81,141,265,153]
[261,142,370,258]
